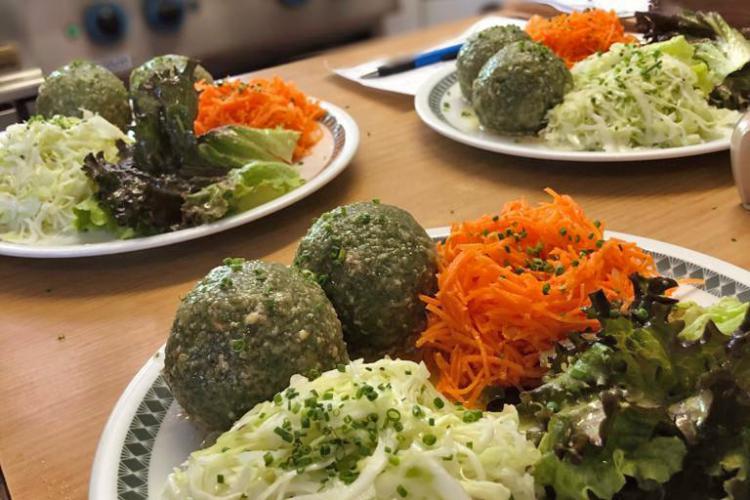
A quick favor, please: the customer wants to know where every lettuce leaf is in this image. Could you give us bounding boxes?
[197,126,300,168]
[83,150,195,234]
[131,59,201,175]
[617,437,687,487]
[534,447,626,500]
[532,394,686,500]
[522,276,750,499]
[72,196,135,239]
[182,161,304,224]
[672,296,750,342]
[693,11,750,83]
[711,65,750,110]
[636,9,750,110]
[662,380,750,499]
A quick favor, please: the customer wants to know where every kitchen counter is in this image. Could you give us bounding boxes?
[1,10,749,500]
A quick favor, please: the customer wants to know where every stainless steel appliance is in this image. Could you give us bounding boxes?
[0,0,397,129]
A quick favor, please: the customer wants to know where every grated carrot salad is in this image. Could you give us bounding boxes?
[526,9,637,68]
[416,189,656,407]
[194,77,325,160]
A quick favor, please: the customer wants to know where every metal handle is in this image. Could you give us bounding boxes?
[731,111,750,210]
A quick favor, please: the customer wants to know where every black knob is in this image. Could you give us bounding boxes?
[96,6,121,35]
[144,0,185,32]
[84,3,127,44]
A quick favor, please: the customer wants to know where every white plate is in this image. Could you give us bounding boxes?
[90,229,750,500]
[0,102,359,258]
[414,65,733,162]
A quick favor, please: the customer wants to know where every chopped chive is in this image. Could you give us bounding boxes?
[462,410,482,423]
[274,426,294,442]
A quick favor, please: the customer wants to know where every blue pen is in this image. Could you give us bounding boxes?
[360,43,463,79]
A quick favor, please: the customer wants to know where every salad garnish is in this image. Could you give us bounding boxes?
[417,189,655,406]
[195,77,325,161]
[526,9,636,68]
[164,358,540,500]
[0,113,130,243]
[521,275,750,499]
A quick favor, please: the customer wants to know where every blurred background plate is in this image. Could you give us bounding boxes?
[415,65,733,163]
[0,101,359,258]
[528,0,648,17]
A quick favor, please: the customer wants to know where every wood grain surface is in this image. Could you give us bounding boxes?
[1,9,749,500]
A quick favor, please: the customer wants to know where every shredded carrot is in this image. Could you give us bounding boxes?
[417,189,656,407]
[194,77,325,160]
[525,9,637,68]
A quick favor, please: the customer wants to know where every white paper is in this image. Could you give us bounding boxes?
[333,16,527,96]
[531,0,648,17]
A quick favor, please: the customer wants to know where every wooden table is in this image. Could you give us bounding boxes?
[1,11,749,500]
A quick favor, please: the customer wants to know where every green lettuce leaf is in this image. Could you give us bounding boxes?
[533,395,686,500]
[672,297,750,342]
[534,448,626,500]
[694,11,750,84]
[649,35,716,92]
[182,161,304,224]
[197,125,300,168]
[616,437,687,487]
[635,9,750,110]
[73,197,135,239]
[523,277,750,500]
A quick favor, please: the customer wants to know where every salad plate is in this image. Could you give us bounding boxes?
[0,102,358,259]
[415,66,733,162]
[90,227,750,500]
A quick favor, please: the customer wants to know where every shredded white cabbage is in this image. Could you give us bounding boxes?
[0,113,130,243]
[543,38,741,151]
[163,358,540,500]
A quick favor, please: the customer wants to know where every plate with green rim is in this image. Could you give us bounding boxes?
[414,65,734,162]
[0,102,359,259]
[89,228,750,499]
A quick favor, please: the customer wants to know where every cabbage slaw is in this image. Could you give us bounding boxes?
[543,37,741,151]
[0,113,130,243]
[163,358,539,500]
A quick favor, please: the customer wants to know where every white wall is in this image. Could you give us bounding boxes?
[383,0,504,35]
